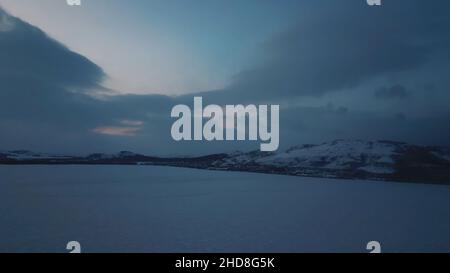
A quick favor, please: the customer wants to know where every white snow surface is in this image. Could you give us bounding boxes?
[221,140,402,174]
[1,165,450,253]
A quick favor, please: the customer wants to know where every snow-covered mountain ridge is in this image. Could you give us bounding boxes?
[212,140,450,183]
[216,140,416,173]
[1,140,450,184]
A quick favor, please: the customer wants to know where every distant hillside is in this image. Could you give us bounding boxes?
[1,140,450,184]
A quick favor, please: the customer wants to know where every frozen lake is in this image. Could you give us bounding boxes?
[1,165,450,253]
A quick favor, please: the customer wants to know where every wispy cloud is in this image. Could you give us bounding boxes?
[92,126,141,137]
[119,120,144,126]
[92,119,145,137]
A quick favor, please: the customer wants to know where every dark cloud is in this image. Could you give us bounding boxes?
[0,7,108,127]
[203,0,450,103]
[0,8,176,154]
[375,85,411,100]
[0,8,104,90]
[280,106,450,149]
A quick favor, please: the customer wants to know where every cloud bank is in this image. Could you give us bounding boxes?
[1,1,450,155]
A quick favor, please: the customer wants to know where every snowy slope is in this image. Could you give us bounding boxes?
[2,140,450,183]
[213,140,450,182]
[216,140,405,173]
[256,140,399,174]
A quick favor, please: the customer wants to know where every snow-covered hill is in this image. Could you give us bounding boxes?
[212,140,450,183]
[1,140,450,184]
[216,140,406,173]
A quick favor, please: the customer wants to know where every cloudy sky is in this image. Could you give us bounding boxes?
[0,0,449,155]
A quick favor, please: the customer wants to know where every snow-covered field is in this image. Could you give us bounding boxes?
[1,165,450,253]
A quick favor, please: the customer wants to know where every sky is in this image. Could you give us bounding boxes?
[0,0,450,156]
[0,0,304,95]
